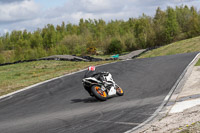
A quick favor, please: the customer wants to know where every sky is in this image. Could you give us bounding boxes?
[0,0,200,35]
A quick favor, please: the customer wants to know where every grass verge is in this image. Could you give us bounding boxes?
[0,60,115,96]
[139,36,200,58]
[195,59,200,66]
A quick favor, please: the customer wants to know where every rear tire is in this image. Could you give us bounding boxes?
[91,85,107,101]
[116,87,124,96]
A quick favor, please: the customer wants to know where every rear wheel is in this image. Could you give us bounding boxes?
[116,87,124,96]
[91,85,107,101]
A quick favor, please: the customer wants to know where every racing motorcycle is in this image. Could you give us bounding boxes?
[82,72,124,101]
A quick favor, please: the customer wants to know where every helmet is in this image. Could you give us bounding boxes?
[88,66,95,71]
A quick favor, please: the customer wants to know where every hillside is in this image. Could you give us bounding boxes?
[139,36,200,58]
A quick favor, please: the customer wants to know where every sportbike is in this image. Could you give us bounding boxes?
[82,72,124,101]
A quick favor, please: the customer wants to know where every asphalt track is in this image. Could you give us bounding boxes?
[0,52,198,133]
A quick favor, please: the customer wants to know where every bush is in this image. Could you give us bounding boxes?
[74,44,86,55]
[124,34,137,51]
[60,35,84,55]
[36,47,47,58]
[107,39,123,54]
[0,54,5,64]
[14,46,25,61]
[55,44,69,55]
[86,47,96,55]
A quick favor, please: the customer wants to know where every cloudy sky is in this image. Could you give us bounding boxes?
[0,0,200,35]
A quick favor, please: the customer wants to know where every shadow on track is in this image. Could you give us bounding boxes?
[71,97,99,103]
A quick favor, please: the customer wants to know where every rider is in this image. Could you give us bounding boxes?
[84,66,108,83]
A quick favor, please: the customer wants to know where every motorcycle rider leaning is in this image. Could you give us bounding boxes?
[84,66,109,84]
[82,66,124,100]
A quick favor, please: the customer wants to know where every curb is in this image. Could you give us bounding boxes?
[125,52,200,133]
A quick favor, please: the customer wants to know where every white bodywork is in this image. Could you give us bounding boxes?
[83,72,119,96]
[105,73,114,83]
[108,86,116,96]
[84,77,101,83]
[104,73,117,96]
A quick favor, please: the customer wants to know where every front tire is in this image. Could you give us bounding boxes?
[116,87,124,96]
[91,85,107,101]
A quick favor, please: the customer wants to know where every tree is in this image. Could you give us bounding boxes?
[24,48,34,60]
[134,14,155,48]
[60,34,84,55]
[175,5,191,33]
[124,33,137,51]
[23,30,31,40]
[0,38,3,52]
[35,47,47,58]
[186,6,200,37]
[164,7,180,43]
[107,39,123,54]
[0,54,5,64]
[3,32,11,50]
[153,7,166,46]
[14,45,24,61]
[30,30,43,48]
[42,24,56,49]
[56,21,66,41]
[66,23,78,35]
[79,18,90,35]
[54,44,69,55]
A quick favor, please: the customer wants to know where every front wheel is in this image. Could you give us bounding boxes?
[116,87,124,96]
[91,85,107,101]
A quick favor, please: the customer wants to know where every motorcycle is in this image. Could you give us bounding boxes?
[82,72,124,101]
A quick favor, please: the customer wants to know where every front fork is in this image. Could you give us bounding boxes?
[101,85,106,91]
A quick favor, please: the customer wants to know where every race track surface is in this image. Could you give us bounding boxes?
[0,52,198,133]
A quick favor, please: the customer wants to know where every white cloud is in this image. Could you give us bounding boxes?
[0,0,200,34]
[76,0,119,13]
[3,29,9,34]
[0,0,40,23]
[0,0,25,4]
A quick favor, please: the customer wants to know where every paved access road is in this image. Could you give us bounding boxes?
[0,52,198,133]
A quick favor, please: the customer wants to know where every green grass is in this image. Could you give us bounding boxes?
[0,60,115,96]
[139,36,200,58]
[195,59,200,66]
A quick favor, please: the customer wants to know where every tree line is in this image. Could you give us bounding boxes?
[0,5,200,64]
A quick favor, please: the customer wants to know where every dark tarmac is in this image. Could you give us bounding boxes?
[0,52,198,133]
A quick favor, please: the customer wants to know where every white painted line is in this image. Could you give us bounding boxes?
[125,52,200,133]
[170,98,200,113]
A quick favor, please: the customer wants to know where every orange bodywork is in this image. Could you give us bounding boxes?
[95,86,107,97]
